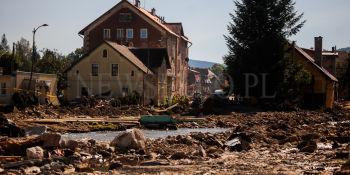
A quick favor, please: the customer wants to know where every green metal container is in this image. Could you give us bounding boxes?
[140,115,177,125]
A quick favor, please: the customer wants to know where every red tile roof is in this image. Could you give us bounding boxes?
[79,0,189,42]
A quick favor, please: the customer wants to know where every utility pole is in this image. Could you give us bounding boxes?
[11,43,15,74]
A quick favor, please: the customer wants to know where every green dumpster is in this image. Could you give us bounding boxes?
[140,115,177,125]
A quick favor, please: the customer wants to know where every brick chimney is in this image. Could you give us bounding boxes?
[314,36,323,67]
[135,0,140,7]
[151,8,156,15]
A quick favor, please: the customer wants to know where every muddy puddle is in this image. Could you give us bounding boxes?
[62,128,231,142]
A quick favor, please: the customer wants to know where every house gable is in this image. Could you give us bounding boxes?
[288,41,337,82]
[80,0,172,37]
[65,41,153,75]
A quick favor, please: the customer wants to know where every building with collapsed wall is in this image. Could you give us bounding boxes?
[0,71,59,106]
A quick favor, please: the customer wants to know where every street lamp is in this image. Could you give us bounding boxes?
[27,24,48,90]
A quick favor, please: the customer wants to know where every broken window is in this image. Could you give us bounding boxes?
[92,64,99,76]
[112,64,118,76]
[120,13,132,22]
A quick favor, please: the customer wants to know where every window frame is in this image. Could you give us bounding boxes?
[112,64,119,77]
[140,28,148,39]
[116,29,124,39]
[103,29,111,40]
[119,13,132,22]
[126,29,133,39]
[91,64,99,76]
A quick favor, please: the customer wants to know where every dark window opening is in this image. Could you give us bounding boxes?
[122,87,129,96]
[112,64,118,76]
[76,70,79,75]
[103,49,108,58]
[92,64,98,76]
[131,70,134,76]
[120,13,132,22]
[81,87,88,97]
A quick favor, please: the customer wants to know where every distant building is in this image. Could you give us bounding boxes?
[0,71,58,106]
[302,37,349,79]
[78,0,190,97]
[288,38,338,109]
[187,68,221,97]
[335,51,349,78]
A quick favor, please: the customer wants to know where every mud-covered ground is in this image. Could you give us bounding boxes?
[0,103,350,174]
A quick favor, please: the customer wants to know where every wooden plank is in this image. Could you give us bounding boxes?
[0,156,22,158]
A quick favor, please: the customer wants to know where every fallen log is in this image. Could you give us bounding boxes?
[0,156,22,158]
[151,103,179,113]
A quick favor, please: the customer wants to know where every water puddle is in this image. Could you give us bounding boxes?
[317,142,332,150]
[329,120,350,126]
[62,128,231,142]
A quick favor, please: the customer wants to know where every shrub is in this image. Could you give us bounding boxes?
[110,91,141,107]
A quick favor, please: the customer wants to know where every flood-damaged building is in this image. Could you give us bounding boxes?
[0,71,59,106]
[288,37,338,109]
[65,41,170,105]
[70,0,190,104]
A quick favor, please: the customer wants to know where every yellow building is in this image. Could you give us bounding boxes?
[0,71,58,106]
[65,40,170,105]
[288,41,338,109]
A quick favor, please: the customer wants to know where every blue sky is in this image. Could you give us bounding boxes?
[1,0,349,64]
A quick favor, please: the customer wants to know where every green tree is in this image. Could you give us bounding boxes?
[35,49,66,74]
[224,0,307,102]
[210,64,225,81]
[34,48,74,104]
[67,47,84,62]
[0,52,23,75]
[0,34,9,52]
[16,38,32,72]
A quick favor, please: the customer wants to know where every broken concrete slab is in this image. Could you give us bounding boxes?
[225,133,251,152]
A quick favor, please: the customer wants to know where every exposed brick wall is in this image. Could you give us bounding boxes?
[85,8,163,52]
